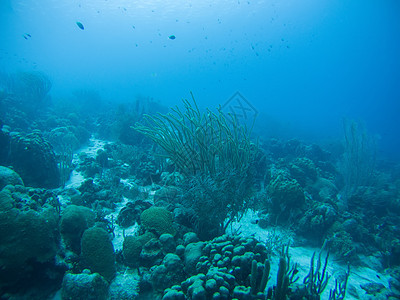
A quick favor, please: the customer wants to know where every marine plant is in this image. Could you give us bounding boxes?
[57,145,73,188]
[133,93,255,178]
[133,94,257,239]
[12,71,52,104]
[339,118,376,200]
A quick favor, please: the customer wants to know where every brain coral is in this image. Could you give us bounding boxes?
[267,171,305,215]
[60,204,95,253]
[140,206,175,236]
[81,227,116,282]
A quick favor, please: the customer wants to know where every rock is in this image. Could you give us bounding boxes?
[184,242,205,275]
[0,166,24,190]
[164,253,183,272]
[61,272,109,300]
[108,273,139,299]
[160,233,176,254]
[140,238,163,266]
[176,244,185,258]
[150,253,185,292]
[183,232,199,246]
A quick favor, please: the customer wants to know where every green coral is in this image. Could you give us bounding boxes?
[0,189,59,288]
[140,206,175,236]
[122,231,155,267]
[81,227,116,281]
[60,205,95,253]
[0,166,24,190]
[0,191,58,267]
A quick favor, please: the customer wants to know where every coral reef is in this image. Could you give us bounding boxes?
[1,87,399,299]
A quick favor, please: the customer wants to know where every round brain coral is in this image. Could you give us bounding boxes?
[140,206,175,236]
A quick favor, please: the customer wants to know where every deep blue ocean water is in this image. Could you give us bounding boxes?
[1,0,399,159]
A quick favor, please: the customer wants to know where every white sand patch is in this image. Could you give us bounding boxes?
[64,169,85,189]
[60,137,141,251]
[64,137,108,189]
[77,137,107,159]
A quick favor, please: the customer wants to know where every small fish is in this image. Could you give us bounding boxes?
[23,33,31,40]
[76,21,84,30]
[168,35,176,40]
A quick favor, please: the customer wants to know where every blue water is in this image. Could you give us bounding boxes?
[1,0,399,158]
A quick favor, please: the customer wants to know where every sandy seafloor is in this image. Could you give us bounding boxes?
[55,137,392,299]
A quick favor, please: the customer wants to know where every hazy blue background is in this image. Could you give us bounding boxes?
[1,0,399,158]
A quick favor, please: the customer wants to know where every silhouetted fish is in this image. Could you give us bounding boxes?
[169,35,176,40]
[76,21,84,30]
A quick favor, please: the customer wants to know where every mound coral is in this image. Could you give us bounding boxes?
[60,205,95,253]
[123,231,156,267]
[81,227,116,282]
[267,171,305,218]
[141,206,175,236]
[0,189,59,290]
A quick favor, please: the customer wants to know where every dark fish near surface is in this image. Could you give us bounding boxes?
[169,35,176,40]
[23,33,31,39]
[76,21,84,30]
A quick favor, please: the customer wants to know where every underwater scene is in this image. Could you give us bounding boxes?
[1,0,400,299]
